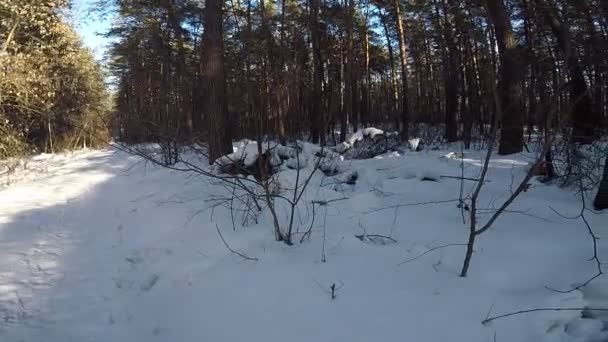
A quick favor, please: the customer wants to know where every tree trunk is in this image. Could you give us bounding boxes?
[393,0,409,140]
[437,0,458,143]
[363,13,371,127]
[163,0,192,136]
[485,0,524,155]
[379,7,399,130]
[462,21,475,148]
[522,0,537,134]
[339,43,348,142]
[202,0,232,163]
[345,0,355,134]
[277,0,288,144]
[594,156,608,210]
[309,0,323,143]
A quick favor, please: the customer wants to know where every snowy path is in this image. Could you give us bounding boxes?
[0,147,607,342]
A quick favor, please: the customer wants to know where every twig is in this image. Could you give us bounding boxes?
[399,243,468,265]
[300,201,318,243]
[548,205,580,220]
[477,208,556,223]
[441,175,491,182]
[355,234,397,243]
[321,207,328,262]
[376,166,399,171]
[311,197,349,206]
[313,279,344,300]
[545,177,603,293]
[432,257,442,272]
[331,280,344,300]
[545,273,603,293]
[484,304,495,323]
[362,199,460,216]
[215,224,258,261]
[482,307,608,325]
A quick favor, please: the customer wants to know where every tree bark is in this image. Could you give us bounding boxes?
[163,0,192,136]
[436,0,458,143]
[309,0,323,143]
[363,12,371,127]
[485,0,524,155]
[379,7,399,130]
[202,0,232,163]
[345,0,355,134]
[393,0,409,140]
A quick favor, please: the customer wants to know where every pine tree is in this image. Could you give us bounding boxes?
[202,0,232,163]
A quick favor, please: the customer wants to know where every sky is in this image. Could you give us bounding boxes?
[71,0,114,62]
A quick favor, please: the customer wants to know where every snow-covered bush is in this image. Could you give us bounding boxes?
[336,128,400,159]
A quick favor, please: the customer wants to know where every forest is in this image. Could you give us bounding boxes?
[103,0,607,159]
[1,0,608,341]
[1,0,607,163]
[0,0,109,158]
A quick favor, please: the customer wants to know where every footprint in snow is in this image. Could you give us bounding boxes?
[140,274,159,292]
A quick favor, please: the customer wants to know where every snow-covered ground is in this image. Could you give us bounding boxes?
[1,144,607,342]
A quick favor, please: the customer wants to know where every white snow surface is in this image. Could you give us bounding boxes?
[1,145,607,342]
[344,127,386,146]
[215,139,276,167]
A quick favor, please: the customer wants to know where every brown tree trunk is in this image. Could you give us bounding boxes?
[379,7,399,130]
[309,0,323,143]
[461,17,476,148]
[259,0,272,140]
[485,0,524,155]
[522,0,537,135]
[436,0,458,143]
[363,13,371,127]
[444,9,458,143]
[277,0,288,143]
[163,0,192,136]
[393,0,409,140]
[345,0,355,134]
[420,16,439,123]
[202,0,232,163]
[339,43,348,142]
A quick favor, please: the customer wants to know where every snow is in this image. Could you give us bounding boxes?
[343,127,386,147]
[215,139,274,167]
[408,138,423,151]
[0,145,607,342]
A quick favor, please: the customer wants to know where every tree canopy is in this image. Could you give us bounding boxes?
[0,0,110,158]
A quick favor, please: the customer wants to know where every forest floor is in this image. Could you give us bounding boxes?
[0,142,607,342]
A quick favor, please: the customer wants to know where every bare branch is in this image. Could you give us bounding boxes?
[545,177,603,293]
[482,307,608,325]
[216,224,258,261]
[361,199,460,216]
[399,243,468,265]
[441,175,491,182]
